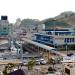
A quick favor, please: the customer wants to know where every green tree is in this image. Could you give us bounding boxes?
[3,66,8,75]
[27,59,36,70]
[40,67,46,75]
[48,66,56,73]
[3,63,16,75]
[48,58,56,68]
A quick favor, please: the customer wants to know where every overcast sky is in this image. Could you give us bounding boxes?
[0,0,75,23]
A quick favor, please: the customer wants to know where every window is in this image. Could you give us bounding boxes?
[64,38,67,43]
[72,38,74,43]
[70,38,72,43]
[69,38,74,43]
[67,38,69,43]
[3,27,7,30]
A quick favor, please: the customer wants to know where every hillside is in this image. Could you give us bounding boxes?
[20,19,41,27]
[42,11,75,28]
[15,11,75,29]
[55,11,75,26]
[42,18,70,29]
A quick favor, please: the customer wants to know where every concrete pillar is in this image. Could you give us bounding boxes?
[38,46,39,54]
[48,51,50,61]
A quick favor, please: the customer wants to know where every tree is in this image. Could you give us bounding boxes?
[3,63,16,75]
[27,59,36,70]
[40,67,47,75]
[3,66,8,75]
[48,58,56,68]
[48,66,56,73]
[20,19,40,27]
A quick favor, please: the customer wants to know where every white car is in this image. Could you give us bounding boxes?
[13,68,18,71]
[39,58,47,65]
[35,60,40,65]
[25,52,29,54]
[23,62,28,65]
[22,60,28,65]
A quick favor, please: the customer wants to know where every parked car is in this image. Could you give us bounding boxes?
[13,68,18,71]
[39,58,47,65]
[25,52,29,54]
[35,60,40,65]
[23,62,28,66]
[22,60,28,66]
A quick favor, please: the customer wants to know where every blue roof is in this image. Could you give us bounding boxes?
[44,29,69,31]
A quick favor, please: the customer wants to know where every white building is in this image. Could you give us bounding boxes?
[0,16,9,36]
[34,28,75,50]
[62,62,75,75]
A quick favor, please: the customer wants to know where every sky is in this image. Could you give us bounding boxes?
[0,0,75,23]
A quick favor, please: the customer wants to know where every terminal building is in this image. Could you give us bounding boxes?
[33,28,75,50]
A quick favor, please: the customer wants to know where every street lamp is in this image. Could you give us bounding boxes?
[48,50,50,61]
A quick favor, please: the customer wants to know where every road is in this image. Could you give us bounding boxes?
[0,40,8,45]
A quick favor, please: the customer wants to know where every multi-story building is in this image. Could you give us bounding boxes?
[33,28,75,50]
[0,16,9,37]
[62,61,75,75]
[0,16,10,51]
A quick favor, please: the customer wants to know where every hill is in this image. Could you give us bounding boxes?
[42,11,75,29]
[55,11,75,26]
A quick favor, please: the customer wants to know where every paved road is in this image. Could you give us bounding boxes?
[0,40,8,45]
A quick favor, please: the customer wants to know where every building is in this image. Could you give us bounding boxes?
[63,63,75,75]
[33,28,75,50]
[0,16,9,37]
[62,59,75,75]
[0,16,10,51]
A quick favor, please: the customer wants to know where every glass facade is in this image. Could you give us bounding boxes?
[35,34,53,44]
[0,20,9,36]
[46,31,73,36]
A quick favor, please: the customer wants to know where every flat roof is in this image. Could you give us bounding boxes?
[22,38,66,57]
[22,38,55,50]
[44,29,69,31]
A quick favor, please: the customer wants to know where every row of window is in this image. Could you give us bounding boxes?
[36,35,75,43]
[64,38,75,43]
[36,36,52,42]
[47,32,75,36]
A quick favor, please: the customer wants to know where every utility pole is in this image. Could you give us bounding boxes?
[19,34,23,60]
[65,43,68,55]
[53,19,56,49]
